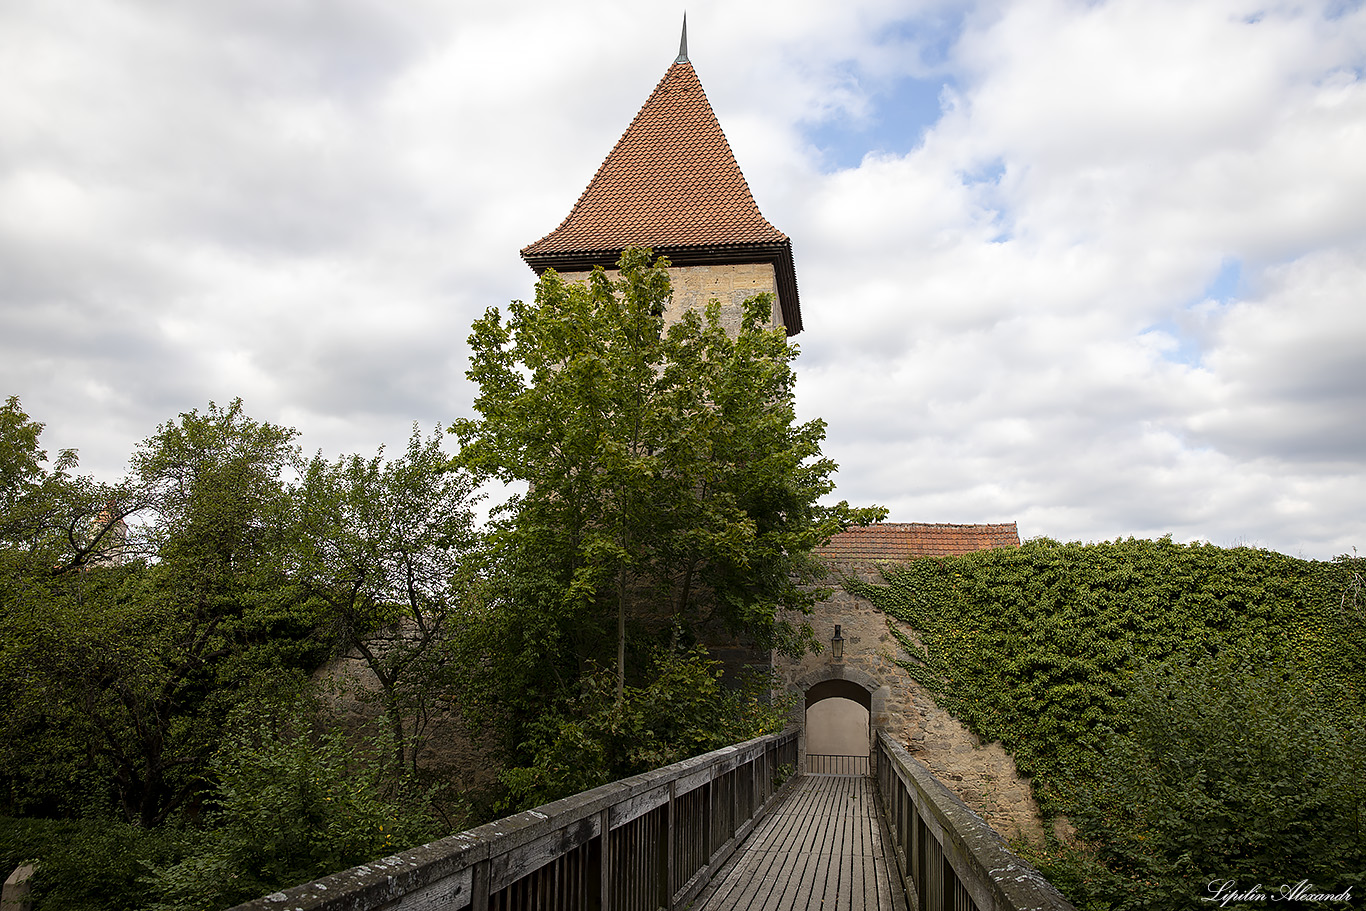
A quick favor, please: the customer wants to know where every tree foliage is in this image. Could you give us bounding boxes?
[0,395,133,579]
[1,400,321,827]
[294,428,482,774]
[0,239,891,899]
[451,248,881,768]
[1067,649,1365,909]
[498,648,792,811]
[1,397,478,909]
[0,397,150,818]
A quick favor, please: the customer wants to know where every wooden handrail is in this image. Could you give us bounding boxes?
[228,728,799,911]
[874,730,1076,911]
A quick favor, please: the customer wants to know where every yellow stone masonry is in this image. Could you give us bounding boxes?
[557,262,783,332]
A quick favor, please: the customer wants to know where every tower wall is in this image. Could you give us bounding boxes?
[557,262,784,333]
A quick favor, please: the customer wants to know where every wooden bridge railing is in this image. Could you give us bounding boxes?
[805,752,870,776]
[875,730,1076,911]
[229,728,798,911]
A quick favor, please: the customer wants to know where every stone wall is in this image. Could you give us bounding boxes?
[310,570,1046,844]
[311,636,501,799]
[557,261,783,332]
[776,560,1046,846]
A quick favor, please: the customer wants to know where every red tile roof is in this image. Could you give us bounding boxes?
[523,60,787,256]
[817,523,1021,562]
[521,57,804,334]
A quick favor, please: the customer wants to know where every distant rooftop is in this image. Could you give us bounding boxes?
[817,523,1021,562]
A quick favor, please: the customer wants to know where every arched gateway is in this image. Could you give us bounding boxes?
[790,665,888,776]
[774,523,1023,780]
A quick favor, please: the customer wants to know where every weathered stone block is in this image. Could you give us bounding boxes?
[2,864,34,911]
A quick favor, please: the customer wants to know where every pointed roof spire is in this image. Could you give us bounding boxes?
[522,54,786,258]
[676,13,688,64]
[521,29,803,334]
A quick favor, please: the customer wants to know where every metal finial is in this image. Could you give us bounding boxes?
[676,14,688,63]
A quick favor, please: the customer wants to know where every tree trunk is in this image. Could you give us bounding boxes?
[377,677,407,773]
[616,563,627,703]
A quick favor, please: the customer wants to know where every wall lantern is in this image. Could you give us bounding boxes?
[831,624,845,662]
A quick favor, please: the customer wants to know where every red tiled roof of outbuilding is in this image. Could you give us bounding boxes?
[521,60,787,257]
[817,523,1021,563]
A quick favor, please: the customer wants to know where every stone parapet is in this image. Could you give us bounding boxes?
[1,864,34,911]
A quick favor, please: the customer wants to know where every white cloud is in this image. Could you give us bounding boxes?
[1188,245,1366,460]
[784,0,1366,558]
[0,0,1362,558]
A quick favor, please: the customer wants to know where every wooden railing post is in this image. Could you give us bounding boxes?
[703,780,713,861]
[471,857,489,911]
[600,808,612,911]
[733,765,740,837]
[663,781,676,909]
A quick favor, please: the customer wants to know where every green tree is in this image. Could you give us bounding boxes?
[0,395,134,579]
[1073,649,1366,909]
[294,428,483,775]
[133,399,299,588]
[0,396,141,817]
[1,399,323,826]
[0,395,55,546]
[452,248,881,763]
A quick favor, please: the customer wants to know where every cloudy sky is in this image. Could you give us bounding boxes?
[2,0,1363,559]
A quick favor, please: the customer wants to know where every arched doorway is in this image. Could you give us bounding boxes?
[804,678,871,776]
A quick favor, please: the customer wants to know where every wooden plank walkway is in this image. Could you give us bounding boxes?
[689,775,906,911]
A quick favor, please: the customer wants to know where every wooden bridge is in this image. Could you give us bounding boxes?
[691,773,901,911]
[230,729,1074,911]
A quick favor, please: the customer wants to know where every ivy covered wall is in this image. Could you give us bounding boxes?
[851,537,1366,908]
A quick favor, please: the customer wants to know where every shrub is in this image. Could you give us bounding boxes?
[146,710,444,911]
[855,540,1363,812]
[1071,649,1366,909]
[857,541,1366,908]
[0,816,183,911]
[498,647,791,811]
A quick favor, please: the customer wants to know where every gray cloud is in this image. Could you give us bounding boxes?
[0,0,1362,558]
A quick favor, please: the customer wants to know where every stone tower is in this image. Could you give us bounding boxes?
[521,23,802,336]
